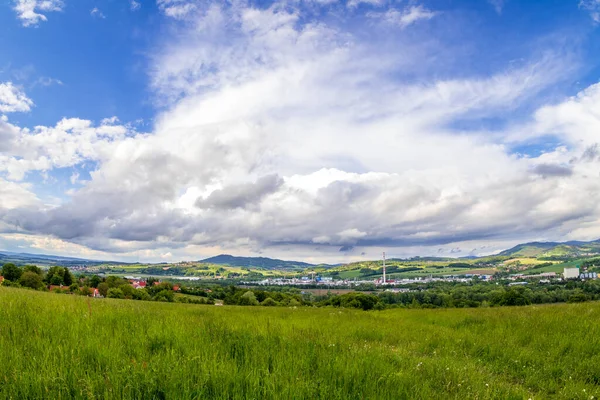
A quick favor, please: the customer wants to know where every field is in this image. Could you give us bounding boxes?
[2,288,600,399]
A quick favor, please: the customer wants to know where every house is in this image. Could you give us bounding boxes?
[91,288,102,298]
[0,276,4,285]
[173,285,180,291]
[131,280,147,289]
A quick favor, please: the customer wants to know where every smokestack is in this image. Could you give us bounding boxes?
[383,252,386,284]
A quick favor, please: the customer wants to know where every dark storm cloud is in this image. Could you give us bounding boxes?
[532,163,573,177]
[196,174,284,210]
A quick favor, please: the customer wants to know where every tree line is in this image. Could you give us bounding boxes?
[0,263,212,304]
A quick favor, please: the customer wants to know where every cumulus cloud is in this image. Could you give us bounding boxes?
[0,82,33,113]
[130,0,141,11]
[13,0,63,27]
[3,0,600,261]
[0,116,134,180]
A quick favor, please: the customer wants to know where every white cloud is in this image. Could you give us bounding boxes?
[90,7,105,19]
[13,0,64,27]
[0,116,135,180]
[0,179,39,209]
[130,0,141,11]
[580,0,600,22]
[3,1,600,262]
[347,0,385,8]
[157,0,197,19]
[370,5,437,28]
[0,82,33,113]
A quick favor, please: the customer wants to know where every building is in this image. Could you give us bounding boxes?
[564,267,580,280]
[0,276,4,285]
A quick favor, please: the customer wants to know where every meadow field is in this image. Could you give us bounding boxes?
[1,287,600,399]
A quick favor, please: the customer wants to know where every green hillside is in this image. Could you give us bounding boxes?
[499,239,600,258]
[2,287,600,399]
[200,254,324,270]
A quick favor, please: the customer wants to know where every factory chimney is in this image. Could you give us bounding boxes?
[382,252,386,284]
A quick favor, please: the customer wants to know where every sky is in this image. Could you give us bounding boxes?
[1,0,600,263]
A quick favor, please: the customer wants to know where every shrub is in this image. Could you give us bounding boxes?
[261,297,278,306]
[239,291,259,306]
[107,288,125,299]
[19,271,44,290]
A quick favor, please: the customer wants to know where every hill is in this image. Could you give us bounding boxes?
[200,254,323,270]
[1,287,599,398]
[0,251,122,267]
[498,239,600,258]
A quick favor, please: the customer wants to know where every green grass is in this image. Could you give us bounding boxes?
[2,287,600,399]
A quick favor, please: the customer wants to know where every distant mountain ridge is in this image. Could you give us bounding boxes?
[498,239,600,258]
[200,254,324,270]
[0,251,122,267]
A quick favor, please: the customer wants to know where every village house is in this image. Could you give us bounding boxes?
[130,280,147,289]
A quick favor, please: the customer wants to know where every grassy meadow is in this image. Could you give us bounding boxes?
[2,287,600,399]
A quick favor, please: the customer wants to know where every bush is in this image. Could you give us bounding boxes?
[107,288,125,299]
[261,297,278,306]
[19,271,44,290]
[239,291,259,306]
[568,292,588,303]
[154,290,175,302]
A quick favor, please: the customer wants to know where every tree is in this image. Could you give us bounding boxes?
[89,275,102,288]
[63,268,74,286]
[1,263,22,282]
[45,266,65,285]
[239,291,259,306]
[146,277,159,287]
[19,271,44,290]
[97,283,109,297]
[23,265,43,276]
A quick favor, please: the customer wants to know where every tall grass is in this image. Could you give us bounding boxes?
[1,287,599,399]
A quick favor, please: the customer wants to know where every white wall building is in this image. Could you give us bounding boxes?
[564,267,580,279]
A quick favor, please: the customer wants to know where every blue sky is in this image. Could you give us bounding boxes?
[1,0,600,263]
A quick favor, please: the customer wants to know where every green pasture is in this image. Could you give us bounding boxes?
[1,287,600,399]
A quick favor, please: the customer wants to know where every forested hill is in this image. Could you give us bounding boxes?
[0,251,121,267]
[498,239,600,258]
[200,254,324,270]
